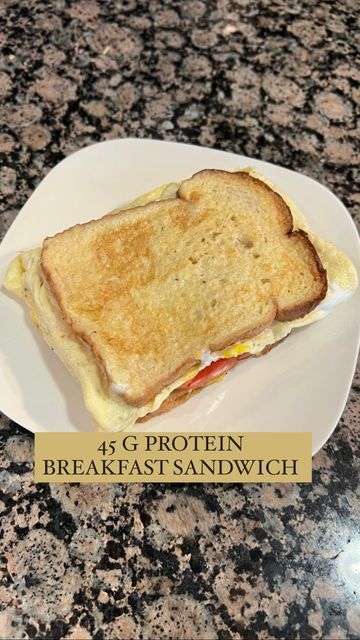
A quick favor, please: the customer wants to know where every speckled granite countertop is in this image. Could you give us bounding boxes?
[0,1,359,639]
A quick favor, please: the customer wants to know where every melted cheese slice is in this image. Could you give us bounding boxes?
[3,171,358,431]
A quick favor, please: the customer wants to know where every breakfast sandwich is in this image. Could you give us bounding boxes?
[3,169,358,431]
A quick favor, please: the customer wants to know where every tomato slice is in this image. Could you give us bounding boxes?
[181,353,251,392]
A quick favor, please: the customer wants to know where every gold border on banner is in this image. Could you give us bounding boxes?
[34,432,312,483]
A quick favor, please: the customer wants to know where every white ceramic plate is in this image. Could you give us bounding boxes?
[1,139,359,454]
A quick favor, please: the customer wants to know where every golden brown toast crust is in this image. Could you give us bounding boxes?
[41,170,327,407]
[137,387,195,422]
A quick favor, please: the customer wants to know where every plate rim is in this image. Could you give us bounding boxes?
[0,137,359,455]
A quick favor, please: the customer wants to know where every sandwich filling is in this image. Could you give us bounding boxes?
[3,170,357,431]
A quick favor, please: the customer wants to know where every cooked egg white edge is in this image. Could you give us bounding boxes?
[3,171,358,431]
[240,168,358,306]
[4,249,203,431]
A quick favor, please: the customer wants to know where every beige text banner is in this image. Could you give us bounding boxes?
[35,432,312,483]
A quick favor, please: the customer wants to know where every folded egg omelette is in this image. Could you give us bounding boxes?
[3,169,358,431]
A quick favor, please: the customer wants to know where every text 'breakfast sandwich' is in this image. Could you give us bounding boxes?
[3,169,358,431]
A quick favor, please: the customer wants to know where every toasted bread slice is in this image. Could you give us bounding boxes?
[41,170,327,406]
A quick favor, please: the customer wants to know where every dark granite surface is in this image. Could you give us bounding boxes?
[0,1,359,639]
